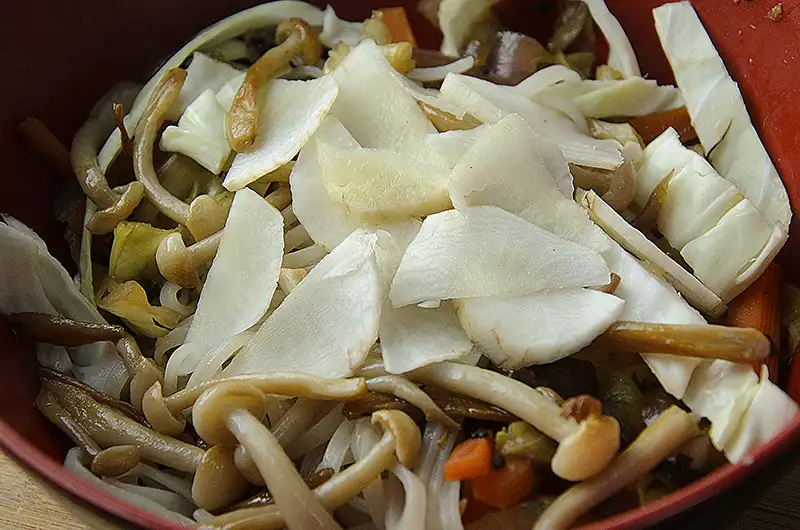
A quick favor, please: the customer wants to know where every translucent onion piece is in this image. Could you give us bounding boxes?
[159,283,196,318]
[223,76,339,191]
[406,56,475,83]
[318,419,356,473]
[154,316,193,367]
[286,403,345,459]
[223,230,382,379]
[186,188,284,349]
[390,206,611,308]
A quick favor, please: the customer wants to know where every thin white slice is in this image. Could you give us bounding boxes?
[319,5,364,48]
[406,56,476,83]
[681,200,773,299]
[578,189,726,317]
[682,359,759,450]
[513,65,582,99]
[223,230,382,378]
[603,240,705,399]
[318,142,452,222]
[440,73,623,170]
[390,205,611,308]
[658,156,743,250]
[724,368,799,463]
[455,288,624,369]
[424,127,486,169]
[216,72,247,110]
[331,40,436,149]
[97,1,324,172]
[634,128,696,208]
[448,114,608,255]
[171,52,242,120]
[186,188,284,349]
[654,1,791,228]
[160,89,230,174]
[582,0,639,77]
[290,116,361,250]
[380,301,473,374]
[223,76,339,190]
[538,77,682,119]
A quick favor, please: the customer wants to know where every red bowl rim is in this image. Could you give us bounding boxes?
[0,406,799,529]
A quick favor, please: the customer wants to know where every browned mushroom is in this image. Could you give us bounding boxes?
[156,231,223,289]
[6,313,125,346]
[40,368,145,424]
[228,18,322,152]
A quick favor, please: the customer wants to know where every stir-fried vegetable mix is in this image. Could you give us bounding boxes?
[4,0,799,528]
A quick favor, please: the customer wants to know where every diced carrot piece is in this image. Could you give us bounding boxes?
[629,107,698,145]
[444,437,494,481]
[470,456,538,509]
[379,7,417,47]
[728,263,782,382]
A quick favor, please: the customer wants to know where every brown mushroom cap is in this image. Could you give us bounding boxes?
[156,233,201,288]
[551,415,621,482]
[371,409,421,468]
[142,381,186,437]
[91,445,142,477]
[192,445,251,511]
[275,18,323,65]
[193,382,269,446]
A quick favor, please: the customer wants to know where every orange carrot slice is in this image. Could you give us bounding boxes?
[470,456,538,509]
[444,437,493,481]
[380,7,417,47]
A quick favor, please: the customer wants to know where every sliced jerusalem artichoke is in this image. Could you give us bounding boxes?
[330,39,436,150]
[184,188,283,350]
[593,322,770,364]
[577,188,726,318]
[174,52,242,120]
[390,206,611,308]
[318,142,452,222]
[411,362,620,481]
[223,75,339,191]
[534,406,700,530]
[455,288,624,369]
[221,230,382,379]
[446,113,608,254]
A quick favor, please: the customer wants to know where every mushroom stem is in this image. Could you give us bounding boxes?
[6,312,125,346]
[116,336,163,412]
[91,445,142,477]
[198,410,420,530]
[186,195,229,242]
[534,406,701,530]
[43,377,203,473]
[35,390,101,457]
[142,374,366,436]
[410,362,620,481]
[156,230,223,288]
[592,321,771,364]
[366,375,458,430]
[227,18,322,152]
[40,368,146,424]
[71,83,145,234]
[193,382,340,530]
[133,68,191,225]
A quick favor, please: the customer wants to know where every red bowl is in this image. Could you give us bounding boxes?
[1,0,799,528]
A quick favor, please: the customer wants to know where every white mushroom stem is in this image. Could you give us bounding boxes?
[193,382,340,530]
[535,406,701,530]
[197,410,421,530]
[156,231,223,288]
[366,375,458,430]
[410,362,620,481]
[142,374,366,437]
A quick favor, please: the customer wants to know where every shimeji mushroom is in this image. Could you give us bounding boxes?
[156,231,223,288]
[142,373,367,437]
[191,382,341,529]
[227,18,323,153]
[534,406,701,530]
[116,336,163,412]
[410,362,620,481]
[91,445,142,478]
[42,376,250,510]
[197,409,421,530]
[592,321,771,364]
[71,82,145,235]
[133,68,192,226]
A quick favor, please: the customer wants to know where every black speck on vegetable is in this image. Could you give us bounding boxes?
[493,455,506,468]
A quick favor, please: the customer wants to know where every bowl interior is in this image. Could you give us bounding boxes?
[0,1,799,529]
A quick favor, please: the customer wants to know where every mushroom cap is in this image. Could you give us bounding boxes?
[371,410,421,468]
[192,446,251,511]
[275,18,323,65]
[551,415,621,482]
[193,382,269,446]
[129,359,163,413]
[91,445,141,477]
[186,195,227,242]
[142,381,186,437]
[233,444,266,486]
[156,233,200,288]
